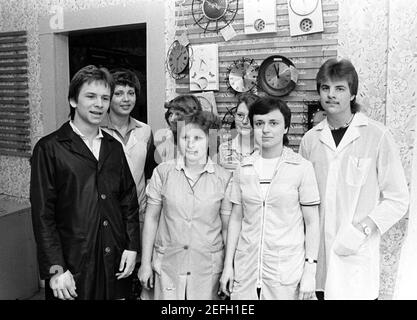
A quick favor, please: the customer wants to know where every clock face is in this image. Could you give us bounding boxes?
[258,55,298,97]
[202,0,228,20]
[289,0,319,16]
[227,58,258,93]
[192,0,239,33]
[168,42,189,75]
[264,62,292,90]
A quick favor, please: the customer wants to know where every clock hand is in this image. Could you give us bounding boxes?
[274,63,280,79]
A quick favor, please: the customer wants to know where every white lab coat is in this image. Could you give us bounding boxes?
[300,112,409,300]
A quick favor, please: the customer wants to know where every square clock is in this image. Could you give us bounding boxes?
[189,43,219,92]
[244,0,277,34]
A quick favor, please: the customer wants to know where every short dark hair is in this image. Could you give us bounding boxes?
[164,95,203,126]
[316,58,360,113]
[249,97,292,146]
[68,65,114,120]
[111,68,141,97]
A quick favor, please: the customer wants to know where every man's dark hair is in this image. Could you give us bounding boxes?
[68,65,114,120]
[316,58,360,113]
[248,97,292,146]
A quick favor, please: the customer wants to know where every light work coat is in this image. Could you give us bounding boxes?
[299,113,409,300]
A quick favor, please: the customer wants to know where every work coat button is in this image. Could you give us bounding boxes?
[187,272,191,275]
[105,247,111,254]
[183,245,189,250]
[103,220,109,227]
[101,194,107,200]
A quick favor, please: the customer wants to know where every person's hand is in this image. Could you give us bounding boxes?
[219,265,234,298]
[116,250,137,280]
[298,264,316,300]
[49,270,77,300]
[138,263,154,290]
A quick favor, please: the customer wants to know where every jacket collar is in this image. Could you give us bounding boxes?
[175,156,216,174]
[56,121,116,167]
[314,112,368,152]
[241,146,303,167]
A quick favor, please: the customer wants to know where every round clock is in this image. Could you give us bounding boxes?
[258,55,298,97]
[289,0,319,16]
[192,0,239,33]
[226,57,258,93]
[166,40,189,79]
[196,95,215,113]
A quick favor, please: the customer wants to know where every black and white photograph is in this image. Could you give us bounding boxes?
[0,0,417,310]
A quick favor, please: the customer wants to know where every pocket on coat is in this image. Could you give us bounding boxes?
[275,252,304,286]
[211,249,224,274]
[333,224,367,256]
[346,156,372,187]
[152,247,165,276]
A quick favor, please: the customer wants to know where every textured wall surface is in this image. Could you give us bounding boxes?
[338,0,416,298]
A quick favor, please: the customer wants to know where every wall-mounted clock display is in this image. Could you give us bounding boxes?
[258,55,298,97]
[288,0,323,36]
[166,40,189,80]
[189,44,219,91]
[226,57,258,93]
[193,91,218,115]
[243,0,276,34]
[192,0,239,33]
[289,0,319,16]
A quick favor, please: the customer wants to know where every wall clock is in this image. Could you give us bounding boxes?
[192,0,239,33]
[288,0,323,36]
[166,40,189,80]
[226,57,259,93]
[258,55,298,97]
[243,0,276,34]
[189,44,219,92]
[193,91,218,115]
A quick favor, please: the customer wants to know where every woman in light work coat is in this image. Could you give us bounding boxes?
[220,98,320,300]
[299,58,409,299]
[138,109,232,300]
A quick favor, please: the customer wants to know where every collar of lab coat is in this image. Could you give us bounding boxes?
[313,112,369,152]
[175,156,216,174]
[240,146,303,167]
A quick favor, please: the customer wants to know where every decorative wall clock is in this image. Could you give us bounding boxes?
[288,0,324,36]
[193,91,218,115]
[166,40,189,80]
[189,44,219,92]
[226,57,259,94]
[192,0,239,33]
[258,55,298,97]
[243,0,276,34]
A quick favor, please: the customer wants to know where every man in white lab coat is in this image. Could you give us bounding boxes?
[299,58,409,300]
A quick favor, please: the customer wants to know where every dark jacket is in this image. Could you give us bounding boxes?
[30,122,139,299]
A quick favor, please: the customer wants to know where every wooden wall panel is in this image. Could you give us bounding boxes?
[0,31,31,158]
[172,0,338,150]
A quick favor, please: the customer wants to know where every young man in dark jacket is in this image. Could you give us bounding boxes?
[30,65,140,300]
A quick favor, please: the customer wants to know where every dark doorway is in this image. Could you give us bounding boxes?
[68,24,147,123]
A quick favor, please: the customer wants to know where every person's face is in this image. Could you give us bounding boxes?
[178,124,208,164]
[70,80,110,127]
[319,78,355,118]
[253,109,288,150]
[168,109,186,131]
[234,102,252,136]
[110,84,136,117]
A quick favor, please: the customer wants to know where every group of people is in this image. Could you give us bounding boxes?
[30,58,410,301]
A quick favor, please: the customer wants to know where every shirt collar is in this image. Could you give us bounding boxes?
[241,146,302,166]
[314,112,368,131]
[69,121,103,140]
[175,156,216,174]
[101,114,142,133]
